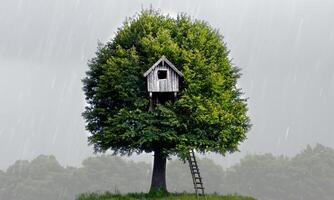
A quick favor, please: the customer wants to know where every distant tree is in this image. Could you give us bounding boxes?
[0,155,70,200]
[221,144,334,200]
[0,170,7,190]
[82,10,250,192]
[1,145,334,200]
[167,158,224,193]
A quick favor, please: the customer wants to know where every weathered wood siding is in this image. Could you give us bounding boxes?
[147,63,179,92]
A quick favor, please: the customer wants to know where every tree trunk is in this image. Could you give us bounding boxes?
[149,149,167,193]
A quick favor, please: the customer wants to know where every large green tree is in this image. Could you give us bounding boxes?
[82,10,250,192]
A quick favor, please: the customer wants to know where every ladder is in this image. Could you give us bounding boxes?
[188,149,206,199]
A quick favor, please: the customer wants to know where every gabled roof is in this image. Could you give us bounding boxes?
[143,55,183,77]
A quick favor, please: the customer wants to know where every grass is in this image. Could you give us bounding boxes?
[77,192,256,200]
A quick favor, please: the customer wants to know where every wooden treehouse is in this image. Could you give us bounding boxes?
[144,55,183,106]
[144,56,206,198]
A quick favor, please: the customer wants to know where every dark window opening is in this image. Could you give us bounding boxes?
[158,70,167,79]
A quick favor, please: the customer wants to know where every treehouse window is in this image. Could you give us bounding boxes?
[157,70,167,79]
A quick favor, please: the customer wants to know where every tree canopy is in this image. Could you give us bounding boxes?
[82,10,250,158]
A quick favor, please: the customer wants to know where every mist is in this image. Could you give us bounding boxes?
[1,0,334,172]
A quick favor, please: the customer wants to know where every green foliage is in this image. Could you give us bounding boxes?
[0,155,151,200]
[222,144,334,200]
[77,192,255,200]
[82,10,250,158]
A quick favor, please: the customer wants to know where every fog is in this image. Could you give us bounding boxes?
[0,0,333,170]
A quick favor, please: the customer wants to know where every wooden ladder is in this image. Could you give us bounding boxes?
[188,149,206,199]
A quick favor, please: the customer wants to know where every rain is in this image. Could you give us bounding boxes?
[0,0,334,199]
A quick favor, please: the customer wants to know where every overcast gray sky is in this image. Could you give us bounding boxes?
[0,0,334,170]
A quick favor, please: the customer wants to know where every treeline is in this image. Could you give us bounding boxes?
[1,144,333,200]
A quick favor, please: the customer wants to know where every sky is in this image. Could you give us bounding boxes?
[0,0,334,170]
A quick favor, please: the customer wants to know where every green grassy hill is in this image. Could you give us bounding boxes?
[77,193,256,200]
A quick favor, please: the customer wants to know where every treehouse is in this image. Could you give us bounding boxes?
[143,56,205,196]
[144,55,183,97]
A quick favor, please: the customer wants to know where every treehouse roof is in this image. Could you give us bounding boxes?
[143,55,183,77]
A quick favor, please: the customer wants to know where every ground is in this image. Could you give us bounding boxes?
[77,192,256,200]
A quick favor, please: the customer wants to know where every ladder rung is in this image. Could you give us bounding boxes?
[188,150,205,197]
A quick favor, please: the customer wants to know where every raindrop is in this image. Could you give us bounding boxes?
[285,126,290,140]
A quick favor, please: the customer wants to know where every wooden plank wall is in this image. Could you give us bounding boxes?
[147,63,179,92]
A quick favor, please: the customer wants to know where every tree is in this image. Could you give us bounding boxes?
[82,10,250,192]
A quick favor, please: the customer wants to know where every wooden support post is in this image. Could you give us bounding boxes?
[149,92,153,112]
